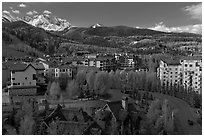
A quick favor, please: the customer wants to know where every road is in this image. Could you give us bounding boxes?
[152,92,202,135]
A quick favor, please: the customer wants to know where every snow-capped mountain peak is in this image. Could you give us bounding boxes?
[25,14,71,31]
[2,12,72,31]
[2,12,17,22]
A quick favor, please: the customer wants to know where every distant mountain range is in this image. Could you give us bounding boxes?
[2,12,202,57]
[3,12,71,31]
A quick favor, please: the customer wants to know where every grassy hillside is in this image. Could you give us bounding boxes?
[2,31,44,58]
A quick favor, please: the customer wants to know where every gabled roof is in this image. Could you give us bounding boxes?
[31,63,45,70]
[106,101,122,120]
[9,63,35,71]
[44,104,67,124]
[83,121,102,135]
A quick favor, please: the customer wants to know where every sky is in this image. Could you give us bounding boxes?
[2,2,202,34]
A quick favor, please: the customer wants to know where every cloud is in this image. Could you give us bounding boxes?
[43,10,52,14]
[3,10,10,14]
[183,3,202,21]
[26,10,38,16]
[12,9,20,14]
[18,3,27,8]
[149,22,202,34]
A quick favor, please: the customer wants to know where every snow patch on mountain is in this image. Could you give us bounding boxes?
[26,14,71,31]
[2,12,71,31]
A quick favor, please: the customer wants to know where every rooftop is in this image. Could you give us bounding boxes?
[106,101,122,120]
[161,58,181,66]
[9,63,29,71]
[180,55,202,61]
[30,62,45,70]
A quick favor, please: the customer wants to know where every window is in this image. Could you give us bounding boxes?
[185,64,188,67]
[175,68,178,71]
[13,83,17,85]
[33,74,37,80]
[12,78,15,80]
[196,62,199,67]
[18,83,20,85]
[199,67,202,71]
[25,77,27,80]
[29,82,31,85]
[189,64,193,67]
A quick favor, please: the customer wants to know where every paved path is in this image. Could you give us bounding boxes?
[152,92,202,135]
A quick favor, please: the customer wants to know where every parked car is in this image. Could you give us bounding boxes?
[188,120,194,125]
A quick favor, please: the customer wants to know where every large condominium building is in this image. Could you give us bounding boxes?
[180,56,202,93]
[157,56,202,94]
[157,59,182,86]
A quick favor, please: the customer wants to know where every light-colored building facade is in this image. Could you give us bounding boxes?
[180,56,202,93]
[8,63,38,96]
[158,60,181,86]
[157,56,202,94]
[10,64,37,87]
[47,65,77,79]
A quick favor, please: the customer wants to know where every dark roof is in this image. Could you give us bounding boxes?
[8,85,39,89]
[58,64,76,69]
[106,101,122,120]
[31,63,45,70]
[44,104,67,124]
[81,110,93,122]
[161,58,181,66]
[180,56,202,61]
[127,103,138,112]
[83,122,102,135]
[96,56,114,61]
[9,63,28,71]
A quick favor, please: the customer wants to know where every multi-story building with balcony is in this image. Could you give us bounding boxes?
[180,56,202,93]
[157,55,202,94]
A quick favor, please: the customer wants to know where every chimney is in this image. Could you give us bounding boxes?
[122,96,128,110]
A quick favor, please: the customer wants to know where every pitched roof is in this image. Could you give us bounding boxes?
[106,101,122,120]
[161,58,181,66]
[44,104,67,124]
[180,56,202,61]
[9,63,32,71]
[31,63,45,70]
[83,121,102,135]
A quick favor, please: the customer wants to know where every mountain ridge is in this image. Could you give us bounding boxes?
[2,12,71,31]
